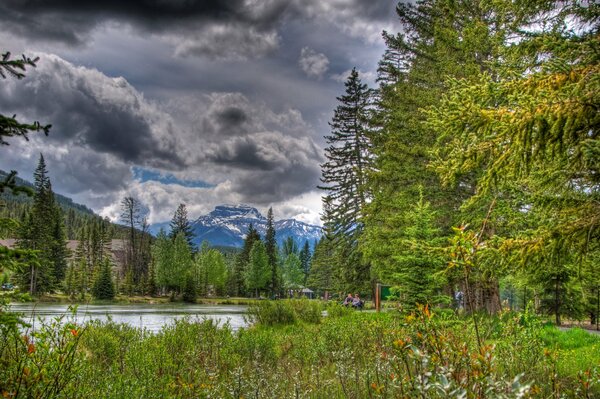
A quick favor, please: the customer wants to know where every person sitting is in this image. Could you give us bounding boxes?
[342,293,353,307]
[352,293,364,309]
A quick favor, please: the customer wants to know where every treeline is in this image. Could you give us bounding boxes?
[1,155,315,300]
[151,206,313,301]
[309,0,599,325]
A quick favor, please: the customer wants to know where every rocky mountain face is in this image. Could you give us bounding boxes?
[189,204,322,248]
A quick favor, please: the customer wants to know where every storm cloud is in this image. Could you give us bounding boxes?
[0,1,398,224]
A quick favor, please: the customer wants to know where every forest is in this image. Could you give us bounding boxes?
[1,0,599,397]
[0,0,598,323]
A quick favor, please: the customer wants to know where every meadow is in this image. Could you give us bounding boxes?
[1,300,599,398]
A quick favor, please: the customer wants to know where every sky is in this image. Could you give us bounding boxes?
[0,0,400,226]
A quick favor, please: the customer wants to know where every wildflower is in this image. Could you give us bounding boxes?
[27,343,35,354]
[70,329,78,337]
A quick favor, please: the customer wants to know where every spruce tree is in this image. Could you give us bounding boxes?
[306,236,336,297]
[265,207,279,296]
[182,272,197,303]
[319,69,374,292]
[319,68,373,237]
[169,203,195,250]
[17,154,66,294]
[49,205,68,286]
[299,240,311,286]
[92,258,115,300]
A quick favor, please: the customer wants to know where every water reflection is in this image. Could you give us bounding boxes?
[9,303,249,333]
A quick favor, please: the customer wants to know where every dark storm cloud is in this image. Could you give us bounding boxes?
[0,0,288,59]
[0,54,185,169]
[0,0,397,59]
[206,131,323,203]
[216,107,249,130]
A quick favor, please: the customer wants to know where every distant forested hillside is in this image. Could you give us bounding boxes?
[0,169,124,239]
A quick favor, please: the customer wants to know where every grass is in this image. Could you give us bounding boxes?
[2,302,599,398]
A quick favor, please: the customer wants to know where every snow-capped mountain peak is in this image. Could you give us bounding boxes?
[189,205,322,248]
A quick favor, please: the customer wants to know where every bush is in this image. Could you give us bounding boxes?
[245,300,296,326]
[245,299,323,326]
[325,301,353,318]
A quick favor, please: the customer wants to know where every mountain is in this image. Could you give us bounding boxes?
[187,204,322,248]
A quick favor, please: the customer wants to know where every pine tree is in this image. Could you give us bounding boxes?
[319,68,373,237]
[306,236,336,297]
[92,258,115,300]
[319,68,374,292]
[182,272,197,303]
[281,237,299,258]
[265,207,279,296]
[299,240,311,286]
[49,205,68,286]
[389,187,445,309]
[16,154,67,294]
[169,203,195,250]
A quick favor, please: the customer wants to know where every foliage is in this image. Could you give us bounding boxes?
[281,253,304,291]
[319,68,373,292]
[182,272,197,303]
[246,299,322,326]
[169,203,195,251]
[0,52,51,146]
[15,155,68,295]
[232,224,260,297]
[1,306,597,397]
[92,258,115,300]
[0,308,83,398]
[245,240,270,297]
[264,208,279,296]
[194,241,228,297]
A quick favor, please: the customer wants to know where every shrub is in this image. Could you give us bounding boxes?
[245,300,296,326]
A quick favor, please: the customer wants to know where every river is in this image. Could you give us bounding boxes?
[8,302,249,333]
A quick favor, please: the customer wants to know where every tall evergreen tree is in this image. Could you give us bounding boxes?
[281,237,299,258]
[319,68,374,292]
[306,236,336,297]
[49,205,68,285]
[299,240,311,286]
[17,154,66,294]
[319,68,373,237]
[265,207,279,296]
[362,0,544,312]
[169,203,195,250]
[92,258,115,300]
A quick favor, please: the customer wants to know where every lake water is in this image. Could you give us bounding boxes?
[8,303,249,333]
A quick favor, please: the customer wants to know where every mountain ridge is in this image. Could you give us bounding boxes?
[151,204,322,248]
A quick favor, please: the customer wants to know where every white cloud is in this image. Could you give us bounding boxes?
[0,53,325,225]
[330,68,377,86]
[298,47,329,79]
